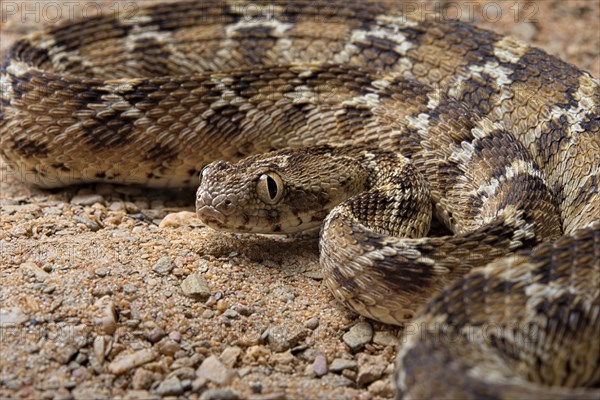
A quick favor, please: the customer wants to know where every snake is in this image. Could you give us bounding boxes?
[1,0,598,398]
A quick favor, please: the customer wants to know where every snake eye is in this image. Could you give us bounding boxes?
[257,173,283,205]
[200,165,210,182]
[199,165,210,183]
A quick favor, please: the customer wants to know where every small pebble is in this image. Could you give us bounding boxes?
[157,338,180,356]
[152,257,175,276]
[55,345,78,365]
[43,206,63,216]
[342,321,373,351]
[368,378,394,397]
[0,307,29,325]
[268,324,309,353]
[71,193,105,206]
[222,309,239,319]
[155,378,184,396]
[92,336,107,367]
[249,393,287,400]
[123,390,159,400]
[220,346,242,368]
[304,317,320,330]
[159,211,198,228]
[94,267,109,277]
[42,284,56,294]
[320,373,354,388]
[200,389,239,400]
[124,201,140,213]
[357,354,386,385]
[22,262,49,281]
[191,377,207,393]
[170,357,192,370]
[123,284,137,294]
[181,273,211,300]
[271,350,294,365]
[145,326,167,343]
[329,358,357,373]
[107,349,157,375]
[108,201,125,211]
[342,369,357,381]
[312,354,328,377]
[373,331,398,347]
[168,331,182,342]
[126,319,140,328]
[216,299,228,312]
[92,286,112,298]
[232,304,254,316]
[168,367,196,381]
[132,368,155,390]
[196,355,235,385]
[205,296,217,307]
[93,296,117,335]
[73,215,101,231]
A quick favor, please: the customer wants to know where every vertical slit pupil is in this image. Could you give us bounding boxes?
[267,176,278,200]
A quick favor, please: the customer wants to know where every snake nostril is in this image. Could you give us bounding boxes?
[215,198,234,215]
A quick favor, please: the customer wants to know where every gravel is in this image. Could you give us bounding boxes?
[200,389,240,400]
[329,358,358,373]
[196,355,236,385]
[93,296,117,335]
[342,321,373,351]
[155,378,185,396]
[220,346,242,368]
[304,317,320,330]
[1,2,597,399]
[312,354,328,377]
[267,324,309,353]
[132,368,155,390]
[181,272,212,300]
[107,350,158,375]
[357,354,388,385]
[152,256,176,275]
[145,326,167,343]
[70,193,105,206]
[0,307,29,325]
[373,330,399,347]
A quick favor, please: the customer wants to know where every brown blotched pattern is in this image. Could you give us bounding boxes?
[1,1,598,399]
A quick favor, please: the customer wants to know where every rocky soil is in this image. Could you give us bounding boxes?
[1,1,598,399]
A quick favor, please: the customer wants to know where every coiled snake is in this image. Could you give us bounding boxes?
[1,1,598,398]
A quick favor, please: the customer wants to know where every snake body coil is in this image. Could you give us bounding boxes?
[1,1,598,398]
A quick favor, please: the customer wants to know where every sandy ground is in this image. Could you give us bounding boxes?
[1,1,598,399]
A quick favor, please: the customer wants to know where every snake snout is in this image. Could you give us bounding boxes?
[210,194,236,216]
[196,189,237,225]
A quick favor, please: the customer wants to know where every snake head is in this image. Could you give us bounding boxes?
[196,146,368,234]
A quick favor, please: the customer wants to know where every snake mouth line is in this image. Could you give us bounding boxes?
[1,0,598,397]
[197,206,227,229]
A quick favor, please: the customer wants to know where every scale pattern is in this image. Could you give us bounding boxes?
[1,1,598,398]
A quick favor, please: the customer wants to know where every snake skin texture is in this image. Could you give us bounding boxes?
[1,1,599,398]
